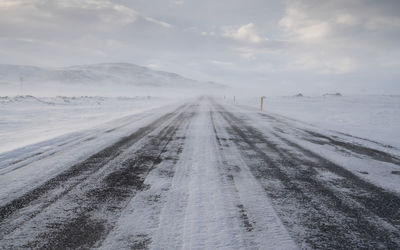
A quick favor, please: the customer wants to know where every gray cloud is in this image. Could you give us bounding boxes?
[0,0,399,95]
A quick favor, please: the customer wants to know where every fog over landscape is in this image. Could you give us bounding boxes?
[1,1,400,249]
[1,0,400,95]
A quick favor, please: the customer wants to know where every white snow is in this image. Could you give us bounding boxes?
[224,98,400,194]
[0,95,175,154]
[1,96,398,248]
[0,99,186,206]
[238,95,400,148]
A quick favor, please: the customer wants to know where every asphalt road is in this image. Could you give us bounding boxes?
[0,97,399,249]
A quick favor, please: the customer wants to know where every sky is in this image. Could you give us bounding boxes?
[0,0,400,95]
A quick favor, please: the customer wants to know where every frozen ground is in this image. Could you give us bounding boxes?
[0,96,399,249]
[239,95,400,148]
[0,95,176,153]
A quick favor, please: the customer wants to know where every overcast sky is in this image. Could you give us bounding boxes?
[1,0,400,95]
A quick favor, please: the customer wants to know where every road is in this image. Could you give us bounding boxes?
[0,97,399,249]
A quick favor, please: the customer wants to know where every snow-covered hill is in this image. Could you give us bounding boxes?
[0,63,225,96]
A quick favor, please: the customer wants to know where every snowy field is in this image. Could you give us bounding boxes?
[0,96,177,154]
[1,94,399,154]
[0,96,399,249]
[238,95,400,148]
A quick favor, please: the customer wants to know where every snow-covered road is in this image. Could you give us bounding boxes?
[0,97,399,249]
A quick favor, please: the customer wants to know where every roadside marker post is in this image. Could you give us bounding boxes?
[234,96,236,104]
[260,96,264,112]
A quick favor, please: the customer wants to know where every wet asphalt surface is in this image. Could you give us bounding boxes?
[0,97,399,249]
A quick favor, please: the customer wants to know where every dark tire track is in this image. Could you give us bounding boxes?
[304,130,400,165]
[210,110,255,233]
[0,111,155,176]
[0,103,189,242]
[211,99,400,249]
[29,105,195,250]
[259,112,400,165]
[271,132,400,223]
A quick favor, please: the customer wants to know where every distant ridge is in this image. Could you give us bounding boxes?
[0,63,226,90]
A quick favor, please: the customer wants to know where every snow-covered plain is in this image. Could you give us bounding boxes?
[238,95,400,148]
[0,96,399,248]
[228,101,400,193]
[0,95,177,154]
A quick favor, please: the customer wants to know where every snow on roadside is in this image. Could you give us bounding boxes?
[225,100,400,194]
[0,95,176,154]
[0,100,186,207]
[236,95,400,148]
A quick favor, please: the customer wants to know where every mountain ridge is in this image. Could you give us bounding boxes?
[0,63,226,89]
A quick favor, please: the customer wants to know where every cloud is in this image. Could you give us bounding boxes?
[223,23,267,44]
[0,0,139,47]
[279,7,331,42]
[211,60,233,66]
[143,16,174,28]
[58,0,137,24]
[0,0,175,68]
[335,14,357,26]
[277,0,400,74]
[172,0,185,5]
[1,0,400,94]
[232,45,282,60]
[201,31,216,36]
[294,22,331,42]
[365,16,400,30]
[288,54,358,74]
[0,0,173,38]
[280,0,400,44]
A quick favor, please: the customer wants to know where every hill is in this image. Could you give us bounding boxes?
[0,63,225,96]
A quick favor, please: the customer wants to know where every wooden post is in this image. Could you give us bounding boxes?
[260,96,263,112]
[234,96,236,104]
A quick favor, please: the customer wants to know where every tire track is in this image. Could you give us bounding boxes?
[303,130,400,165]
[31,105,195,250]
[0,112,154,176]
[258,112,400,165]
[209,108,297,249]
[212,99,400,249]
[0,103,190,243]
[98,109,192,250]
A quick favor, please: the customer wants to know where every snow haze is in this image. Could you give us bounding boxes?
[0,63,225,96]
[0,0,400,95]
[1,2,400,248]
